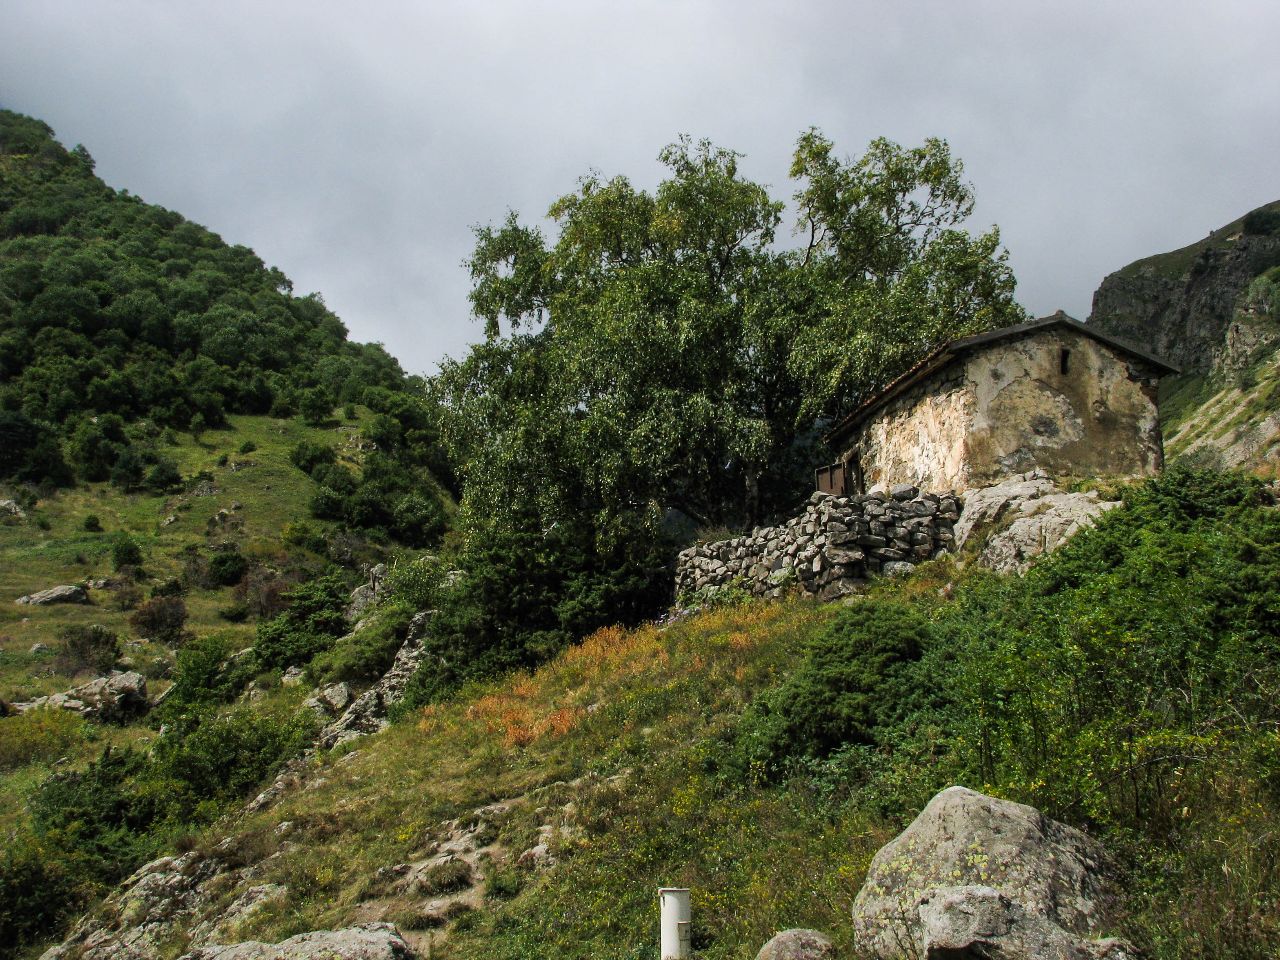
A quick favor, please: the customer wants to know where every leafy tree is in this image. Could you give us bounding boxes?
[421,130,1022,690]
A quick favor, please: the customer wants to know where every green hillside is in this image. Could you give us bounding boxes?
[0,109,418,489]
[9,470,1277,960]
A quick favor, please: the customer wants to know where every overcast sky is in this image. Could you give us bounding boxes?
[3,1,1277,376]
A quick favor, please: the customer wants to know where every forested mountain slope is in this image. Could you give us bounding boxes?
[0,110,414,487]
[1089,201,1280,471]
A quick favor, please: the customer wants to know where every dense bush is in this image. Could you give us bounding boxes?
[128,595,188,645]
[0,835,78,953]
[289,440,335,475]
[28,747,163,888]
[155,634,242,720]
[252,572,350,671]
[207,548,248,587]
[310,607,412,685]
[55,623,120,674]
[400,507,671,708]
[731,600,930,779]
[110,533,142,570]
[151,705,316,819]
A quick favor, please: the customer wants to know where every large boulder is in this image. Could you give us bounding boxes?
[178,923,415,960]
[755,928,836,960]
[17,670,148,721]
[852,786,1135,959]
[15,584,89,605]
[955,472,1119,574]
[345,563,389,623]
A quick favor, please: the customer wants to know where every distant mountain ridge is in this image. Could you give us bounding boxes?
[1089,200,1280,470]
[1089,199,1280,372]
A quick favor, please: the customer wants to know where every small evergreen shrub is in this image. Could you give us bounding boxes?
[82,514,102,532]
[55,624,120,674]
[110,534,142,570]
[731,600,930,779]
[128,596,188,645]
[252,572,349,671]
[289,440,336,476]
[208,549,248,587]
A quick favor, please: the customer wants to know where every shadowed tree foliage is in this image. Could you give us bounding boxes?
[0,110,410,486]
[413,131,1023,696]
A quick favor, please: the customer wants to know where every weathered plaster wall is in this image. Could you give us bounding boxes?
[852,366,974,493]
[962,328,1163,486]
[848,328,1164,493]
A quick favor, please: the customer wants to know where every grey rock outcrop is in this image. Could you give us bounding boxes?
[754,928,836,960]
[248,612,434,812]
[178,923,415,960]
[15,584,89,606]
[16,670,148,721]
[303,682,352,717]
[1090,208,1280,374]
[955,471,1120,574]
[852,786,1134,960]
[317,620,429,750]
[345,563,389,623]
[40,852,223,960]
[0,498,25,519]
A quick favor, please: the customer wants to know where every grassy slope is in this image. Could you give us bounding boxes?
[0,410,454,886]
[0,411,374,699]
[1113,199,1280,283]
[141,596,882,960]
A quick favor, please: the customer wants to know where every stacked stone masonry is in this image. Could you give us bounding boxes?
[675,486,962,602]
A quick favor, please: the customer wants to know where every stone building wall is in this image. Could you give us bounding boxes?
[846,326,1164,494]
[674,487,962,602]
[961,327,1164,486]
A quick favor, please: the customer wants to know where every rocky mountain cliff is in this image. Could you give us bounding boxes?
[1089,200,1280,373]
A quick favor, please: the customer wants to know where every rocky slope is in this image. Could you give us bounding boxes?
[1089,200,1280,373]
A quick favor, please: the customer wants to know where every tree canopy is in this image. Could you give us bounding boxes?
[417,130,1024,694]
[0,110,411,486]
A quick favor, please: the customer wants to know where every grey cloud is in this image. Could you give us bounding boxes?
[2,0,1276,374]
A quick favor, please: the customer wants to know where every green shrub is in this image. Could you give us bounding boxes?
[732,600,930,779]
[110,533,142,570]
[238,440,257,455]
[128,596,188,645]
[0,709,86,770]
[82,514,102,532]
[29,747,162,887]
[145,458,182,492]
[282,519,328,554]
[311,609,410,685]
[155,634,241,720]
[152,705,315,815]
[150,576,186,598]
[55,624,120,674]
[0,833,78,954]
[252,572,349,671]
[208,549,248,587]
[385,555,447,611]
[289,440,336,476]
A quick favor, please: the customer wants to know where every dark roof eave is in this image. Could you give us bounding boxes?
[823,313,1180,446]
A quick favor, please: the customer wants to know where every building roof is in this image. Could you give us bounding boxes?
[824,311,1181,445]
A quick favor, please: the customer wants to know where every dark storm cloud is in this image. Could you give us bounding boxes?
[3,1,1277,374]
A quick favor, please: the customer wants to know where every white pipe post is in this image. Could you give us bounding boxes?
[658,887,691,959]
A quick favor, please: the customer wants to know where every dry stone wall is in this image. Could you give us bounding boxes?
[675,487,962,601]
